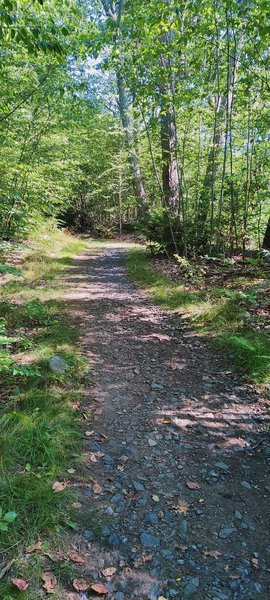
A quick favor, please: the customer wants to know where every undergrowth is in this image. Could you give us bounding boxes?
[0,222,87,598]
[127,248,270,383]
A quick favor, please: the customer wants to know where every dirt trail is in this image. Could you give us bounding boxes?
[64,242,270,600]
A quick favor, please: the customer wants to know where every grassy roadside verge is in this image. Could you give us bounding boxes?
[127,247,270,384]
[0,223,87,598]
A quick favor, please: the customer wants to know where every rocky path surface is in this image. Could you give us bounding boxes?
[64,242,270,600]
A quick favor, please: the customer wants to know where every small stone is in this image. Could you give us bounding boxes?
[234,510,242,520]
[148,438,157,447]
[241,481,252,490]
[103,454,114,465]
[101,527,111,538]
[180,520,189,534]
[184,577,200,596]
[144,512,159,525]
[48,355,68,374]
[111,493,123,503]
[108,533,121,546]
[140,532,160,548]
[83,530,94,540]
[219,527,237,539]
[105,506,114,516]
[210,471,219,478]
[133,481,145,492]
[215,462,230,471]
[151,382,164,390]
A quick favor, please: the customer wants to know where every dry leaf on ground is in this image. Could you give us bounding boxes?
[134,554,153,567]
[42,572,57,594]
[26,541,42,553]
[101,567,117,577]
[73,578,89,592]
[203,550,222,559]
[93,483,102,494]
[172,501,190,513]
[69,553,86,564]
[186,481,201,491]
[11,578,30,592]
[91,583,109,595]
[52,481,68,493]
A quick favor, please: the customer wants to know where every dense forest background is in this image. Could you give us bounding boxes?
[1,0,270,256]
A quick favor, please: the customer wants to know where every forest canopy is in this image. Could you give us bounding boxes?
[0,0,269,255]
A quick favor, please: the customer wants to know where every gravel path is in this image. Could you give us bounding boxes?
[64,242,270,600]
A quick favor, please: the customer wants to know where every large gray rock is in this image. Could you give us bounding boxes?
[48,355,68,374]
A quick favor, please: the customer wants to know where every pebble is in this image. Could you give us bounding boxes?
[151,382,164,390]
[234,510,242,520]
[111,493,124,503]
[108,533,121,546]
[133,480,145,492]
[83,530,94,540]
[148,438,157,447]
[184,577,200,596]
[48,355,68,373]
[241,480,252,489]
[180,520,189,534]
[219,527,237,539]
[144,511,159,525]
[215,462,230,470]
[140,531,160,548]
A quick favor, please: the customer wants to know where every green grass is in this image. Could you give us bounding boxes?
[127,248,270,383]
[0,222,87,597]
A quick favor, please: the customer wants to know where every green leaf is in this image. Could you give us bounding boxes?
[64,520,78,530]
[3,511,17,523]
[0,522,8,532]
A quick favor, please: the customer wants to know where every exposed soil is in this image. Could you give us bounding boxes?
[62,242,270,600]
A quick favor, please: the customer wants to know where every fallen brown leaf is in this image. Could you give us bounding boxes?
[203,550,222,559]
[91,583,109,595]
[134,554,153,567]
[93,483,102,494]
[69,553,86,565]
[101,567,117,577]
[186,481,201,491]
[173,501,190,514]
[52,481,68,493]
[89,453,97,463]
[73,578,90,592]
[11,578,30,592]
[26,541,42,553]
[42,572,57,594]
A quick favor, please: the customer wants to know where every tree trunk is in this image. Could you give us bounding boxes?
[101,0,148,218]
[262,217,270,249]
[160,106,179,212]
[116,72,148,218]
